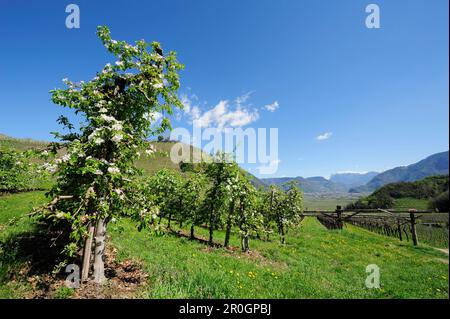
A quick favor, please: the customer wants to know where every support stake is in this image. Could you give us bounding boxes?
[409,213,418,246]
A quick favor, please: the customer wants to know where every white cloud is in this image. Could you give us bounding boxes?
[181,93,259,131]
[335,170,369,174]
[235,91,254,106]
[316,132,332,141]
[264,101,279,112]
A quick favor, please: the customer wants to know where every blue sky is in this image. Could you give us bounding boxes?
[0,0,448,178]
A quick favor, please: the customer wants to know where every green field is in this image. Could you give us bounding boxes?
[1,191,448,299]
[393,198,430,210]
[303,194,358,211]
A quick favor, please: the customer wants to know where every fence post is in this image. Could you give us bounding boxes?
[336,205,343,229]
[397,219,403,241]
[409,213,418,246]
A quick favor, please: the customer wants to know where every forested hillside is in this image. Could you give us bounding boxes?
[347,175,449,211]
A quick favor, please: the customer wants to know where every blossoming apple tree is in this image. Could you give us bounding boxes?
[233,174,262,252]
[34,26,183,283]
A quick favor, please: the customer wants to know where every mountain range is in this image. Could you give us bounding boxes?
[261,176,348,193]
[329,172,379,189]
[261,151,449,194]
[349,151,449,193]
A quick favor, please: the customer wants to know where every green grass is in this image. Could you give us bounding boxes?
[303,195,357,211]
[393,198,430,210]
[0,134,48,152]
[1,191,448,299]
[0,191,47,232]
[135,141,206,176]
[0,191,48,298]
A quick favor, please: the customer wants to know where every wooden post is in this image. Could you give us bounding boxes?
[81,223,95,282]
[397,219,403,241]
[93,219,107,284]
[336,205,343,229]
[409,213,418,246]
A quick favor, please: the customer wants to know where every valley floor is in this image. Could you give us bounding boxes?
[0,191,448,299]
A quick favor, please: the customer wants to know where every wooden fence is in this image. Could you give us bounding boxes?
[301,206,447,246]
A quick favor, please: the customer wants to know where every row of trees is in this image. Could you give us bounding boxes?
[146,155,304,251]
[0,147,46,193]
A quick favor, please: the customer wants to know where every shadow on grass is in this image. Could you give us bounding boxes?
[168,228,224,248]
[0,226,72,284]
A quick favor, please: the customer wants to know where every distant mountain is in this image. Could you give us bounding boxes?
[329,172,379,190]
[247,174,267,189]
[261,176,347,194]
[350,151,449,193]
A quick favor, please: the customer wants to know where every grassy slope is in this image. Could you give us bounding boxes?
[1,135,264,190]
[0,191,48,298]
[1,192,448,299]
[0,135,187,176]
[0,134,48,151]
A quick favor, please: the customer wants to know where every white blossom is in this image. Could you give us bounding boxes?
[112,123,123,131]
[43,163,57,173]
[100,114,116,122]
[62,154,70,162]
[94,170,103,175]
[112,134,123,143]
[107,166,120,174]
[94,138,105,145]
[152,82,163,89]
[114,189,125,200]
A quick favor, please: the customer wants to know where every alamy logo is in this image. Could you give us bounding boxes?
[365,264,380,288]
[65,264,80,288]
[365,4,381,29]
[169,122,279,174]
[65,4,80,29]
